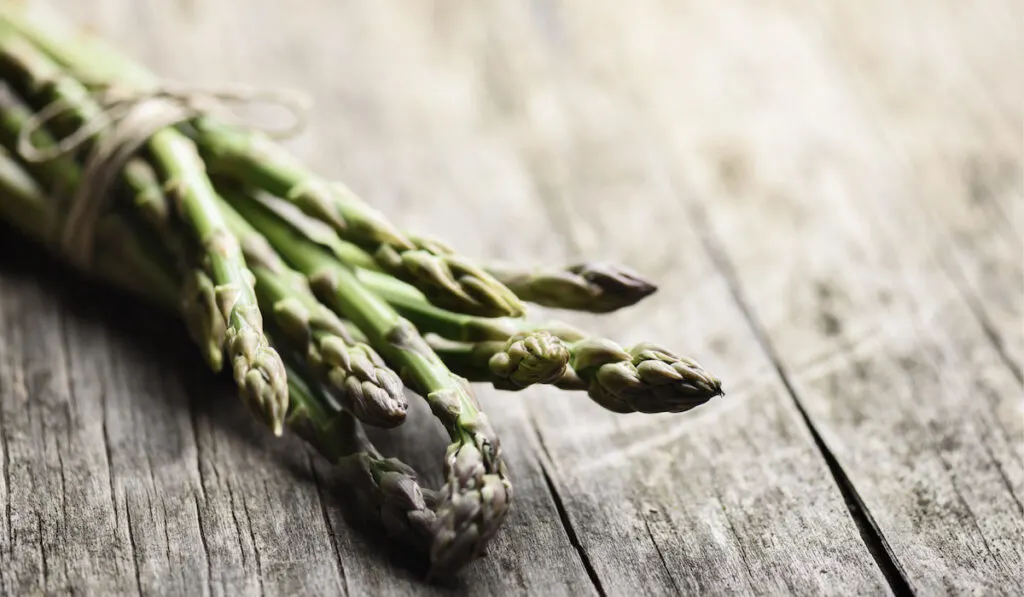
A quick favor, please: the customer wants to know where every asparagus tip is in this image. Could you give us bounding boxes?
[490,261,658,313]
[569,262,658,312]
[428,441,510,577]
[569,340,723,414]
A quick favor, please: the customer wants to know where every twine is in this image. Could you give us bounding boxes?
[15,83,311,269]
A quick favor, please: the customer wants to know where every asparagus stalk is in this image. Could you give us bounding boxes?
[0,10,526,319]
[215,192,408,428]
[0,143,475,571]
[0,149,177,306]
[123,158,230,373]
[0,77,229,374]
[0,28,290,434]
[193,122,525,318]
[223,189,511,576]
[359,269,724,413]
[0,146,448,561]
[209,189,723,413]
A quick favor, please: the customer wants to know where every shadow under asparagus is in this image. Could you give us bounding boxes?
[0,223,468,586]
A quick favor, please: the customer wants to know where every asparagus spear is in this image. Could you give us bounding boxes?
[223,189,511,576]
[215,193,408,428]
[0,29,289,434]
[0,149,178,306]
[193,121,525,318]
[0,146,453,563]
[0,78,230,375]
[209,188,723,413]
[359,268,724,413]
[0,142,477,571]
[0,12,526,319]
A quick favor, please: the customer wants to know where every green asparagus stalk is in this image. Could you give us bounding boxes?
[359,269,724,413]
[0,145,449,562]
[222,189,511,576]
[193,121,525,318]
[0,28,289,434]
[0,77,229,375]
[484,260,657,313]
[207,188,723,412]
[216,192,409,428]
[0,149,177,306]
[0,9,526,319]
[1,143,478,573]
[356,234,657,313]
[122,159,230,373]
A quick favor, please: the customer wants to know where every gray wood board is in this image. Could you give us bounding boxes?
[2,0,1021,595]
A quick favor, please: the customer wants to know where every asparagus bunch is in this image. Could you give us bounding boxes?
[0,1,725,580]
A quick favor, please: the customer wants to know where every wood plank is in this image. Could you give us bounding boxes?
[15,0,601,595]
[551,0,1023,592]
[374,1,890,595]
[801,0,1024,378]
[0,245,348,596]
[7,0,1019,594]
[0,257,140,595]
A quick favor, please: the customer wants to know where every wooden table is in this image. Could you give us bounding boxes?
[1,1,1021,595]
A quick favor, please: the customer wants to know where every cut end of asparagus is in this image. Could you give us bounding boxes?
[488,330,571,388]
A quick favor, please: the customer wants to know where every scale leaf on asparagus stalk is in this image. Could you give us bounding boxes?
[429,331,571,391]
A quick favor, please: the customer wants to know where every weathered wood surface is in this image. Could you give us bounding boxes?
[0,0,1021,595]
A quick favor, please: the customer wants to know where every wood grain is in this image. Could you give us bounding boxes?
[548,0,1024,593]
[1,0,1021,595]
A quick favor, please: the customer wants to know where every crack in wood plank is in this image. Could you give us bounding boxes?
[528,418,606,597]
[36,512,47,590]
[684,198,913,596]
[309,457,348,597]
[640,513,681,596]
[239,490,264,597]
[980,440,1024,518]
[191,494,212,597]
[124,497,143,597]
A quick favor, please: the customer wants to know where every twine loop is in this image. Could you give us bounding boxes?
[14,82,311,269]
